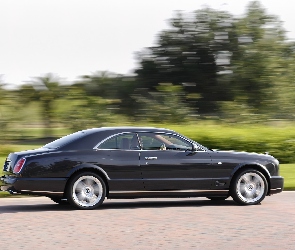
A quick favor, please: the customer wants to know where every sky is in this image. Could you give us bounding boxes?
[0,0,294,87]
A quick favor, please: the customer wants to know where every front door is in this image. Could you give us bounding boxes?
[138,132,213,191]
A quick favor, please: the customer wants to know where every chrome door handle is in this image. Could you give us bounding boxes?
[145,157,157,160]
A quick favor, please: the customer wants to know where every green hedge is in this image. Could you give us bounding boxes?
[0,146,18,157]
[1,123,295,163]
[167,124,295,164]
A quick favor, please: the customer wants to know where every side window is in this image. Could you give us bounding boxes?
[138,134,160,150]
[97,133,139,150]
[138,133,192,151]
[160,134,192,150]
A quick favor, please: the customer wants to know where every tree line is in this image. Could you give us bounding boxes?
[1,1,295,138]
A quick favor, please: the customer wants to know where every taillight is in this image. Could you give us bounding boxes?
[13,158,26,174]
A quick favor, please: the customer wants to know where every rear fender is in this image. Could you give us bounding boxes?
[66,163,110,180]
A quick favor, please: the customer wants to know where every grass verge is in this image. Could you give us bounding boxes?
[280,164,295,190]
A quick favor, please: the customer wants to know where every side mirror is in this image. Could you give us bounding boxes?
[192,144,196,151]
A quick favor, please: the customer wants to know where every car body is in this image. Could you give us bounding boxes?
[1,127,284,209]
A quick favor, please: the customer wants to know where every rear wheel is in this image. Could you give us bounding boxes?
[231,169,268,205]
[67,172,106,210]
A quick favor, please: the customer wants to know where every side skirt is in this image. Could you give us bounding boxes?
[108,190,229,199]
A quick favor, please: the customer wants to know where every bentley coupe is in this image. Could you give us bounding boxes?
[1,127,284,209]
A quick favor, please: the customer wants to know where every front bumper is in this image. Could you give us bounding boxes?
[269,176,284,195]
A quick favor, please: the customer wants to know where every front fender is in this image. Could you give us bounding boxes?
[230,162,271,179]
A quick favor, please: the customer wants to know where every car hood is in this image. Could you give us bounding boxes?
[211,150,277,162]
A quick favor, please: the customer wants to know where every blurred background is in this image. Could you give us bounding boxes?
[1,0,295,166]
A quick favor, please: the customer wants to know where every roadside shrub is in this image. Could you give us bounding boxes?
[0,145,17,157]
[166,124,295,164]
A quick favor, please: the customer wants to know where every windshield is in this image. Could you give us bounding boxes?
[43,131,86,149]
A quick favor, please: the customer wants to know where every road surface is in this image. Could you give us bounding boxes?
[0,192,294,249]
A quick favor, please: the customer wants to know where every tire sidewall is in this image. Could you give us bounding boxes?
[231,168,268,205]
[67,172,106,210]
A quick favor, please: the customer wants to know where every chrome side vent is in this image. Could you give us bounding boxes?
[215,181,226,186]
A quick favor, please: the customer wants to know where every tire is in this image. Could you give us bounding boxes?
[206,196,228,201]
[49,197,69,205]
[66,172,106,210]
[231,168,268,205]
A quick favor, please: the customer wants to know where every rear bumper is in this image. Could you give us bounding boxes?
[269,176,284,195]
[1,175,67,195]
[0,175,18,193]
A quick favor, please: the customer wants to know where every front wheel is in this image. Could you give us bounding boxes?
[67,172,106,210]
[231,169,268,205]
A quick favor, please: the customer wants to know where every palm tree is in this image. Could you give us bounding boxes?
[20,73,62,138]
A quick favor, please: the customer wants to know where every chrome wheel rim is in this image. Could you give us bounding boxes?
[236,172,265,203]
[72,175,103,207]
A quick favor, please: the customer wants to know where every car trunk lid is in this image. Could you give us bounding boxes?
[2,148,51,174]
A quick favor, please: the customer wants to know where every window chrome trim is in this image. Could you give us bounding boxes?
[172,133,207,152]
[93,132,136,150]
[140,131,207,152]
[93,131,207,152]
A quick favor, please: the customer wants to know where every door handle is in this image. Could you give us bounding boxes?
[145,156,157,160]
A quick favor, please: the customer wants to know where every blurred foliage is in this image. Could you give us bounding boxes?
[171,123,295,164]
[136,1,294,118]
[1,124,295,164]
[132,84,192,123]
[18,73,62,137]
[1,1,295,163]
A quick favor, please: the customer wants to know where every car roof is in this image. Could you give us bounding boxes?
[82,127,176,134]
[44,126,194,151]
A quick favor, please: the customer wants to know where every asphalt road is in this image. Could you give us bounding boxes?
[0,192,294,250]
